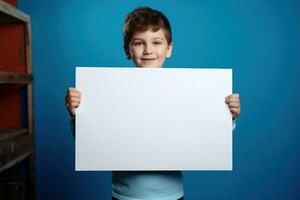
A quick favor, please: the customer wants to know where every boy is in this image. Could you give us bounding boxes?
[65,7,241,200]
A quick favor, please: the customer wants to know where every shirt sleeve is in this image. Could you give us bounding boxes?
[70,116,75,138]
[232,119,237,131]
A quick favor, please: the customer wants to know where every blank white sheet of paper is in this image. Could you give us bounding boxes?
[75,67,232,171]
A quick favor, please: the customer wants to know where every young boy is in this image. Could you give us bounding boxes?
[65,7,241,200]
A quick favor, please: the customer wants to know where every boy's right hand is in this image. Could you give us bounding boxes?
[65,87,82,116]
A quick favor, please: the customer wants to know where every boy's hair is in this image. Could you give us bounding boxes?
[123,7,172,59]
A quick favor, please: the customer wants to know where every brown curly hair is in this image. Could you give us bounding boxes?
[123,7,172,59]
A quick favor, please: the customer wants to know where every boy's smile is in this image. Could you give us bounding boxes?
[128,28,173,68]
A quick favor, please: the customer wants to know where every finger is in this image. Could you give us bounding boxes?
[230,107,240,113]
[226,93,239,100]
[226,98,240,104]
[68,87,79,92]
[70,96,81,103]
[227,95,239,101]
[69,91,82,98]
[65,98,80,106]
[70,102,80,108]
[229,102,240,108]
[225,98,239,104]
[225,96,236,103]
[68,88,82,97]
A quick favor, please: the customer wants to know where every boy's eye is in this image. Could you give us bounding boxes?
[133,42,143,46]
[153,41,162,45]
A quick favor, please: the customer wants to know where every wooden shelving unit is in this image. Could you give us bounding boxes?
[0,128,33,173]
[0,128,28,141]
[0,0,34,199]
[0,71,32,84]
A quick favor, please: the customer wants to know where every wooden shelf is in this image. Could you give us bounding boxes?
[0,128,28,142]
[0,133,33,173]
[0,71,32,84]
[0,151,32,172]
[0,0,30,24]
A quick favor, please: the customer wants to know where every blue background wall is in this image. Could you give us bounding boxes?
[18,0,300,199]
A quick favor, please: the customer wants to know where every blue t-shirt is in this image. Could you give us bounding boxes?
[112,171,183,200]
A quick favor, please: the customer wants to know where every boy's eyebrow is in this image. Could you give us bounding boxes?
[131,37,165,41]
[152,37,165,40]
[131,38,144,41]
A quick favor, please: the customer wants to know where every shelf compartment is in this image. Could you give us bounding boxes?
[0,71,32,84]
[0,128,28,142]
[0,133,33,172]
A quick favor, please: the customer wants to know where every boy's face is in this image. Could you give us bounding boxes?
[128,28,173,68]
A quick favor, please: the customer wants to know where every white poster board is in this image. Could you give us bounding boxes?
[75,67,232,171]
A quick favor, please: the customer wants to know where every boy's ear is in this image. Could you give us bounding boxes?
[126,52,132,60]
[124,45,131,59]
[166,42,173,58]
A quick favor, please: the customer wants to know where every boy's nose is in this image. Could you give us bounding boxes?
[143,45,154,55]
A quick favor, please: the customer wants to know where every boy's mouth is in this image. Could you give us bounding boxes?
[141,58,156,61]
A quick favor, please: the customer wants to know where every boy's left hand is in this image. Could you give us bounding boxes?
[225,93,241,120]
